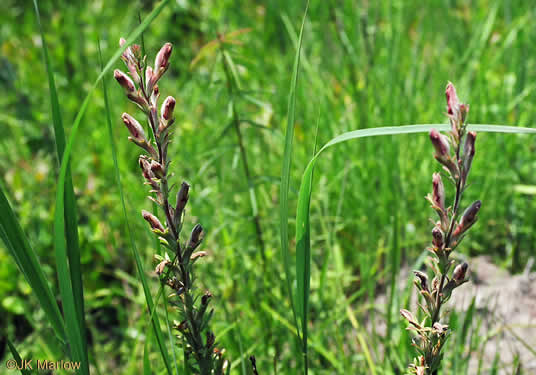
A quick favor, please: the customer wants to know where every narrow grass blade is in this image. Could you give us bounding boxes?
[0,187,66,343]
[6,338,32,375]
[279,0,309,346]
[294,123,536,375]
[32,0,88,366]
[98,37,174,375]
[295,111,319,374]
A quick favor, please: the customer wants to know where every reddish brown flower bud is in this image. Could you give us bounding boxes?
[453,200,481,236]
[191,251,207,261]
[414,270,429,291]
[161,96,176,121]
[452,262,468,283]
[400,309,421,328]
[114,69,135,93]
[150,160,165,178]
[432,226,444,249]
[201,291,212,306]
[459,103,470,124]
[187,224,203,249]
[139,157,154,180]
[155,259,170,275]
[155,42,173,71]
[142,210,165,232]
[463,131,477,178]
[445,82,459,116]
[121,113,146,140]
[432,173,445,212]
[151,85,160,107]
[430,129,450,157]
[175,182,190,220]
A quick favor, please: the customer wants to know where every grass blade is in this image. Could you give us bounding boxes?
[32,0,88,366]
[0,187,66,343]
[98,36,174,375]
[6,337,32,375]
[279,0,309,349]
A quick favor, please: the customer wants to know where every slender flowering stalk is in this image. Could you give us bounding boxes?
[115,39,228,375]
[401,82,480,375]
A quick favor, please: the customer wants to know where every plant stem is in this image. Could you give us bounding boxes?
[219,46,266,262]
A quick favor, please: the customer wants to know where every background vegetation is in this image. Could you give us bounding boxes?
[1,0,535,373]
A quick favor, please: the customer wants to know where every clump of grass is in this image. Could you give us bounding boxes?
[401,82,480,374]
[114,38,228,374]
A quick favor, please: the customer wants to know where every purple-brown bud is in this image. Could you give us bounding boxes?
[161,96,176,121]
[453,200,481,236]
[429,129,450,157]
[121,113,146,140]
[201,291,212,306]
[187,224,203,249]
[155,43,173,71]
[139,157,154,181]
[155,259,170,275]
[432,173,445,212]
[142,210,165,232]
[432,226,444,249]
[150,160,165,179]
[414,270,429,291]
[463,131,477,178]
[452,262,468,283]
[175,182,190,219]
[445,82,459,116]
[114,69,136,93]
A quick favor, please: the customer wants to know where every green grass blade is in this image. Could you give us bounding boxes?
[295,112,319,374]
[98,37,174,375]
[32,0,88,366]
[294,123,536,375]
[0,187,66,343]
[279,0,309,347]
[6,337,32,375]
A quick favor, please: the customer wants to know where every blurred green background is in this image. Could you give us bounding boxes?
[1,0,535,373]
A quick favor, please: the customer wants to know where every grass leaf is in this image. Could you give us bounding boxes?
[0,187,66,344]
[279,0,309,352]
[6,337,32,375]
[32,0,88,367]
